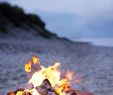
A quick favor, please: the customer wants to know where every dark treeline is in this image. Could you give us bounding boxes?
[0,2,57,39]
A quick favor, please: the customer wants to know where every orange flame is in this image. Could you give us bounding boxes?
[23,55,80,95]
[32,55,40,64]
[25,61,32,73]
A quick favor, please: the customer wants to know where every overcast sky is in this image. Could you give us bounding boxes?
[5,0,112,17]
[5,0,113,29]
[1,0,113,43]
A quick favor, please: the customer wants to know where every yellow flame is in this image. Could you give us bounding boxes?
[32,55,40,64]
[16,91,23,95]
[25,61,32,73]
[65,72,73,81]
[24,55,78,95]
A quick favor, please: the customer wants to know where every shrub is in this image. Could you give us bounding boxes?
[38,29,57,39]
[0,2,58,39]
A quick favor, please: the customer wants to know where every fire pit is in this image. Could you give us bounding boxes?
[7,55,93,95]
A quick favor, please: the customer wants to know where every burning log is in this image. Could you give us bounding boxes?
[23,92,32,95]
[69,92,77,95]
[7,88,24,95]
[14,88,25,94]
[7,88,32,95]
[36,79,59,95]
[7,79,78,95]
[7,55,94,95]
[7,91,15,95]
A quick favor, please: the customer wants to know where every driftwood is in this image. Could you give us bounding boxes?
[69,92,78,95]
[7,88,24,95]
[35,79,79,95]
[35,79,59,95]
[7,79,59,95]
[7,79,94,95]
[7,91,15,95]
[7,88,32,95]
[66,90,94,95]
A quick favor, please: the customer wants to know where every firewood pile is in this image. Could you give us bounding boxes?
[7,79,80,95]
[6,55,93,95]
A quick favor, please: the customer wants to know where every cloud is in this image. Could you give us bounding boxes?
[9,0,113,17]
[1,0,113,46]
[0,0,5,1]
[4,0,113,39]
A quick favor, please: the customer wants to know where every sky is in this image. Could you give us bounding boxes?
[5,0,113,16]
[1,0,113,46]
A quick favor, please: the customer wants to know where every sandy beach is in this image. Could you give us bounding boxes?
[0,28,113,95]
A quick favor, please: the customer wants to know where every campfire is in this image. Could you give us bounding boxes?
[7,55,93,95]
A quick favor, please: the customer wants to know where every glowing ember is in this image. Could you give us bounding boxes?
[7,55,93,95]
